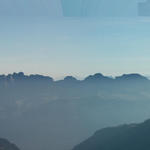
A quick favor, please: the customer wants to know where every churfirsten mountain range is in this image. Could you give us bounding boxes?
[1,72,150,150]
[0,72,148,83]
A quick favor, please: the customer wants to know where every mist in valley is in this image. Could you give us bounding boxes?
[1,73,150,150]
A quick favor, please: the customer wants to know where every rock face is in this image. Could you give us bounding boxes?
[0,138,20,150]
[73,119,150,150]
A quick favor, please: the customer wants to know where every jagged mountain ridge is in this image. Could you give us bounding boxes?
[0,72,148,83]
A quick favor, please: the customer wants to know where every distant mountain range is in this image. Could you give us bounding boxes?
[0,72,148,83]
[0,72,53,83]
[73,119,150,150]
[1,72,150,150]
[0,138,20,150]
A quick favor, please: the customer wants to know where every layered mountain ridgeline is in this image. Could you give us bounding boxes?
[1,72,150,150]
[0,72,148,82]
[0,72,149,109]
[0,72,149,123]
[0,138,20,150]
[0,72,148,85]
[0,72,149,100]
[73,119,150,150]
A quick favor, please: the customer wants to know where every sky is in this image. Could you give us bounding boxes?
[0,0,150,80]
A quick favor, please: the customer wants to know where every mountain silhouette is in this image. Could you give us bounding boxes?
[64,76,77,82]
[84,73,113,83]
[0,72,148,84]
[73,119,150,150]
[115,73,148,81]
[0,138,20,150]
[0,72,53,83]
[1,72,150,150]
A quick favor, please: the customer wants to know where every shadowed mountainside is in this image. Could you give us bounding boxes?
[0,138,20,150]
[73,119,150,150]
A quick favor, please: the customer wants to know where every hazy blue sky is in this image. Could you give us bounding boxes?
[0,0,150,79]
